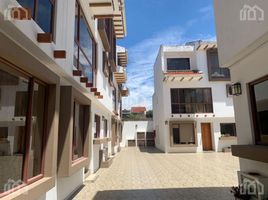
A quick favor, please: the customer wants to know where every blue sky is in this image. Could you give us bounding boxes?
[118,0,216,110]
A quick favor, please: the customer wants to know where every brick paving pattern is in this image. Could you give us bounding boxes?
[73,147,239,200]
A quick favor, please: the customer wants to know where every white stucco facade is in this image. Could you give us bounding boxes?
[121,121,154,147]
[153,43,236,153]
[214,0,268,179]
[0,0,127,199]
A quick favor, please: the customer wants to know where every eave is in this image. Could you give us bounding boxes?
[89,0,127,38]
[163,70,204,82]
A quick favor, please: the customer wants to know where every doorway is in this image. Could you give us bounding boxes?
[201,123,213,151]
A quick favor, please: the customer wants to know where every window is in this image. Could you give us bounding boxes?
[72,102,86,161]
[171,88,213,114]
[113,88,117,112]
[220,123,237,137]
[74,2,96,85]
[0,63,47,194]
[167,58,190,71]
[207,49,231,81]
[103,118,108,138]
[171,123,195,145]
[250,76,268,145]
[94,115,100,138]
[103,51,109,77]
[17,0,55,34]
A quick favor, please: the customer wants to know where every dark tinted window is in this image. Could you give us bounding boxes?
[220,123,237,136]
[17,0,55,34]
[167,58,190,71]
[207,49,230,81]
[171,88,213,114]
[73,102,86,160]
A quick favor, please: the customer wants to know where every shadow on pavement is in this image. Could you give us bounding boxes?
[138,147,164,154]
[92,187,233,200]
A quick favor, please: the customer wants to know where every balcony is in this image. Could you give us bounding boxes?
[89,0,126,39]
[163,70,204,82]
[117,46,128,67]
[114,66,127,84]
[89,0,114,16]
[121,87,129,97]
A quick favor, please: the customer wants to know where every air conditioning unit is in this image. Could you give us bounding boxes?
[238,171,268,200]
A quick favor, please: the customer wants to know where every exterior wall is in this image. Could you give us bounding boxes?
[0,0,127,199]
[153,48,167,152]
[229,42,268,176]
[166,117,236,153]
[57,169,84,200]
[121,121,154,147]
[90,100,113,173]
[153,45,236,153]
[214,0,268,68]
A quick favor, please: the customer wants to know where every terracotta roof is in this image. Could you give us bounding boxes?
[131,107,146,113]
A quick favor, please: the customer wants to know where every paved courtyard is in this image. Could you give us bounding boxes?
[72,147,239,200]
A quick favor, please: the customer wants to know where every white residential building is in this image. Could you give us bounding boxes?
[0,0,128,199]
[153,41,236,153]
[214,0,268,188]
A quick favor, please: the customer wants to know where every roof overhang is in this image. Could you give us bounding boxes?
[89,0,127,38]
[121,87,129,97]
[163,71,204,82]
[196,42,217,51]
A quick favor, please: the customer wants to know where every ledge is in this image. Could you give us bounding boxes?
[93,137,111,145]
[219,136,237,141]
[171,143,198,147]
[232,145,268,163]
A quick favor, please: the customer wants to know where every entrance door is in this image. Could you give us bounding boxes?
[201,123,213,151]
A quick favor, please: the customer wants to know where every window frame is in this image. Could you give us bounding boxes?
[207,49,231,81]
[103,118,108,138]
[72,100,87,162]
[0,64,48,196]
[18,0,56,36]
[167,58,191,71]
[170,88,214,114]
[220,123,237,137]
[249,75,268,145]
[74,1,97,85]
[94,114,101,138]
[169,121,197,147]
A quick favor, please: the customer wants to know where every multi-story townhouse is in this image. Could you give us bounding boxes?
[0,0,128,199]
[153,41,236,153]
[214,0,268,195]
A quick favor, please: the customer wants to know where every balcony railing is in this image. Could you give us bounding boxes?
[209,67,231,81]
[114,66,127,84]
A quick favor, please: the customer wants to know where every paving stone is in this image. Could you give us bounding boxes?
[72,147,239,200]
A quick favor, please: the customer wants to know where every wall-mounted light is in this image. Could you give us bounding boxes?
[232,82,242,96]
[165,120,169,125]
